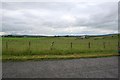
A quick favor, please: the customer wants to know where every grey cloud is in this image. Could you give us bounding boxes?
[2,2,118,35]
[74,2,117,27]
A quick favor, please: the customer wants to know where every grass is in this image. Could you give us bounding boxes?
[2,35,119,61]
[2,53,119,61]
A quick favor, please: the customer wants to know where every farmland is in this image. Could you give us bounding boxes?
[2,35,119,61]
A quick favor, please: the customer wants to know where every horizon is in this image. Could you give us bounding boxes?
[1,33,119,36]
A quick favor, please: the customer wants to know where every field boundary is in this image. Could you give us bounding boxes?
[2,53,119,61]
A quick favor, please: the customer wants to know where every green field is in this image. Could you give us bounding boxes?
[2,35,119,61]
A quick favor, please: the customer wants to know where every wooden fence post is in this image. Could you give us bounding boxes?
[118,41,120,47]
[88,42,90,48]
[6,41,8,50]
[118,41,120,54]
[108,42,110,46]
[103,42,105,49]
[51,41,54,50]
[71,42,72,50]
[29,41,31,53]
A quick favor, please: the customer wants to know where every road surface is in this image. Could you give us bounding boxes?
[2,56,118,78]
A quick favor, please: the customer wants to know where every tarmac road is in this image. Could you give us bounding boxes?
[2,56,118,78]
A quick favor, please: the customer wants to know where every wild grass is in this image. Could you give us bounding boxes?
[2,35,119,61]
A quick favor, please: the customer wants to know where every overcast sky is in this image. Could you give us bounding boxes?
[1,2,118,35]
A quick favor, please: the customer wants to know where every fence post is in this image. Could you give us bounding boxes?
[71,42,72,50]
[6,41,8,50]
[51,41,54,50]
[103,42,105,49]
[118,41,120,47]
[88,42,90,48]
[29,41,31,53]
[108,42,110,46]
[118,41,120,54]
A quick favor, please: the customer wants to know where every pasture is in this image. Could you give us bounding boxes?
[2,35,119,61]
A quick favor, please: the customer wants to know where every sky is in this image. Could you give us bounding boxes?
[1,2,118,36]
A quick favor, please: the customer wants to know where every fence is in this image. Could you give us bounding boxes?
[4,41,118,52]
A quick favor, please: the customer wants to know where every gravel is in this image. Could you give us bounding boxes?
[2,56,118,78]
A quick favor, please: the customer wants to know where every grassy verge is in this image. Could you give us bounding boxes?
[2,53,119,61]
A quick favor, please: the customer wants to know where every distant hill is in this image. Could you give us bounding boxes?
[1,33,119,38]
